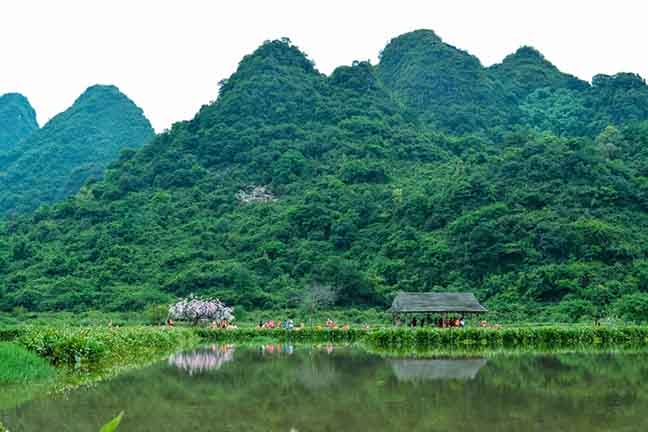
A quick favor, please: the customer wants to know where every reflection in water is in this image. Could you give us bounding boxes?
[4,347,648,432]
[390,358,488,382]
[259,343,294,355]
[168,344,234,375]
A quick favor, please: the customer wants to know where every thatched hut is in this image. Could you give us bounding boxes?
[388,292,487,325]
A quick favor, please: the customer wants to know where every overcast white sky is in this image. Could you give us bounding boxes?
[1,0,646,131]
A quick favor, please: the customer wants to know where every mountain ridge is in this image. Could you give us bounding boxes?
[0,93,38,155]
[0,84,154,216]
[1,30,648,322]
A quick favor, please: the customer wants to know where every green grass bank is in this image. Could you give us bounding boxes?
[0,342,57,411]
[198,325,648,350]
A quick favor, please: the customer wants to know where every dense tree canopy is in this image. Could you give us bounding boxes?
[2,31,648,321]
[0,93,38,155]
[0,85,154,216]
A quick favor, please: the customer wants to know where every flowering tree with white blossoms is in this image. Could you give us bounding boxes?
[168,296,235,325]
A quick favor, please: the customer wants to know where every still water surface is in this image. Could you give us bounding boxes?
[3,344,648,431]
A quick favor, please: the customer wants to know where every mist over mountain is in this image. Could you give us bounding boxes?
[0,85,154,216]
[1,31,648,321]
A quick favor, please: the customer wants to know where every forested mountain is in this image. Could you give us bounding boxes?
[378,30,648,137]
[0,93,38,154]
[1,31,648,321]
[377,30,516,133]
[0,85,154,216]
[487,46,589,100]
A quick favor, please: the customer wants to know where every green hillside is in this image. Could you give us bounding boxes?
[1,32,648,321]
[0,93,38,155]
[0,85,154,215]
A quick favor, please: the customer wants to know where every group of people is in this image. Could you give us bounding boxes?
[166,318,235,329]
[436,316,465,328]
[325,319,353,330]
[256,319,363,331]
[258,319,296,330]
[210,320,234,329]
[395,315,466,328]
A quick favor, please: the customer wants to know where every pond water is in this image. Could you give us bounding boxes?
[2,345,648,431]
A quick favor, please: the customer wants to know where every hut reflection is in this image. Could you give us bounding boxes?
[390,358,488,382]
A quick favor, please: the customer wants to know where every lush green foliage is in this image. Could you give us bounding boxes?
[0,310,156,327]
[197,325,648,351]
[0,93,38,154]
[2,32,648,319]
[0,326,22,342]
[0,342,55,384]
[197,327,365,344]
[0,85,153,215]
[0,341,57,412]
[0,325,197,412]
[364,325,648,350]
[380,30,648,136]
[14,326,197,368]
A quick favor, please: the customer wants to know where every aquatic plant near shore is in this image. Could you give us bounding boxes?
[197,325,648,350]
[168,296,235,325]
[364,326,648,349]
[195,327,364,343]
[16,326,197,368]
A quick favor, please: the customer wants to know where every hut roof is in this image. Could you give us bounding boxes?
[390,359,488,382]
[389,292,488,313]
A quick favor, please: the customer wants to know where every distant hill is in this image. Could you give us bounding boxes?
[1,32,648,322]
[0,93,38,155]
[0,85,154,215]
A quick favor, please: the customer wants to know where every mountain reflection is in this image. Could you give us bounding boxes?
[6,349,648,432]
[168,345,235,375]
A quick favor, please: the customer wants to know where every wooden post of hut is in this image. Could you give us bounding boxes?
[388,292,487,327]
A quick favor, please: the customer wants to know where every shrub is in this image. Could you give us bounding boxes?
[613,294,648,323]
[16,326,196,369]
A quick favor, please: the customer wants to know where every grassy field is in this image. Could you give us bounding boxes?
[0,342,56,384]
